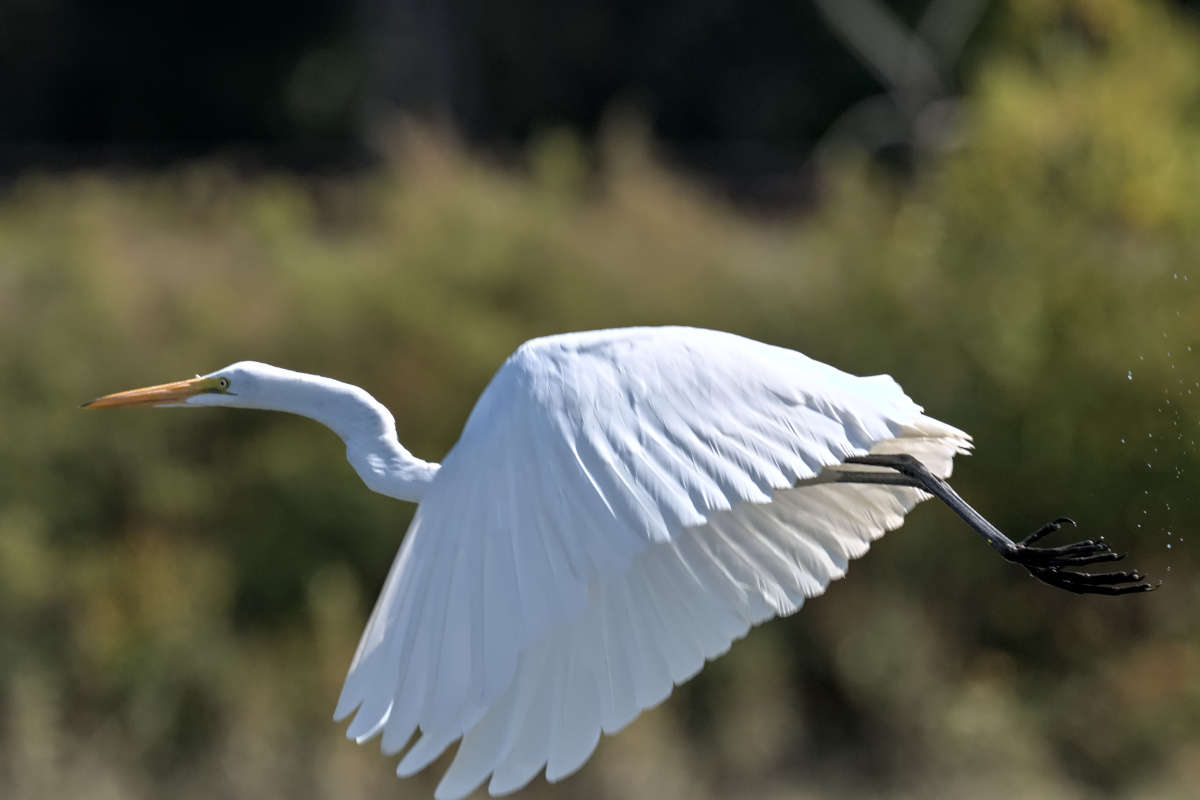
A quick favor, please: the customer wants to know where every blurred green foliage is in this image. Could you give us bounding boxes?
[4,0,1200,797]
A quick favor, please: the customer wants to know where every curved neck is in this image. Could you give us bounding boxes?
[257,372,439,503]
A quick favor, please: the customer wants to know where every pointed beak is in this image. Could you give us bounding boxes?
[81,376,216,409]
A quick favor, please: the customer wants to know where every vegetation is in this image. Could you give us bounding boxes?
[2,1,1200,797]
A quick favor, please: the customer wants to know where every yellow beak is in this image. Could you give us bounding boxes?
[82,376,217,409]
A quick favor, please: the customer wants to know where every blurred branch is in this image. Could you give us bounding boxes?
[917,0,991,68]
[813,0,989,163]
[813,0,946,102]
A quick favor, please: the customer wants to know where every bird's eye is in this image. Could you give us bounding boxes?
[217,377,231,390]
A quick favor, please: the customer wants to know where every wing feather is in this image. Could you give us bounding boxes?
[337,327,971,797]
[488,635,561,795]
[654,408,762,509]
[479,503,520,708]
[545,616,602,782]
[434,692,512,799]
[545,432,632,578]
[626,558,691,684]
[435,638,550,799]
[642,542,729,662]
[596,574,643,734]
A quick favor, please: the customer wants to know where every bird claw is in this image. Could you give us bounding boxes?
[1005,518,1158,595]
[1019,516,1076,546]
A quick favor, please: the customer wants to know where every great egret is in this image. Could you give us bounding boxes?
[83,326,1152,798]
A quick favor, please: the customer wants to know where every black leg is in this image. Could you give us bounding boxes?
[829,454,1157,596]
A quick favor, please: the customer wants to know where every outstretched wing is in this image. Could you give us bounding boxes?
[334,327,970,798]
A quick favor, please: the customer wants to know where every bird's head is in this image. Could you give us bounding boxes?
[82,361,286,410]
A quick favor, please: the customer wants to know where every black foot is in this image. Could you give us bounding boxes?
[1005,518,1158,595]
[836,454,1158,596]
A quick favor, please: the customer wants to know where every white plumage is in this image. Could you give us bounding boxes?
[337,328,969,797]
[83,326,973,798]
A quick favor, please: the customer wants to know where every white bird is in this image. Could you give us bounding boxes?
[83,326,1152,798]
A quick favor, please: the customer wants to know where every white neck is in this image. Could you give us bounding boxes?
[240,370,440,503]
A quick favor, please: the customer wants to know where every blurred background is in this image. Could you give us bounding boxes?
[4,0,1200,797]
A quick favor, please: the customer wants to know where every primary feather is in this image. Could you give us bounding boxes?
[333,327,970,798]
